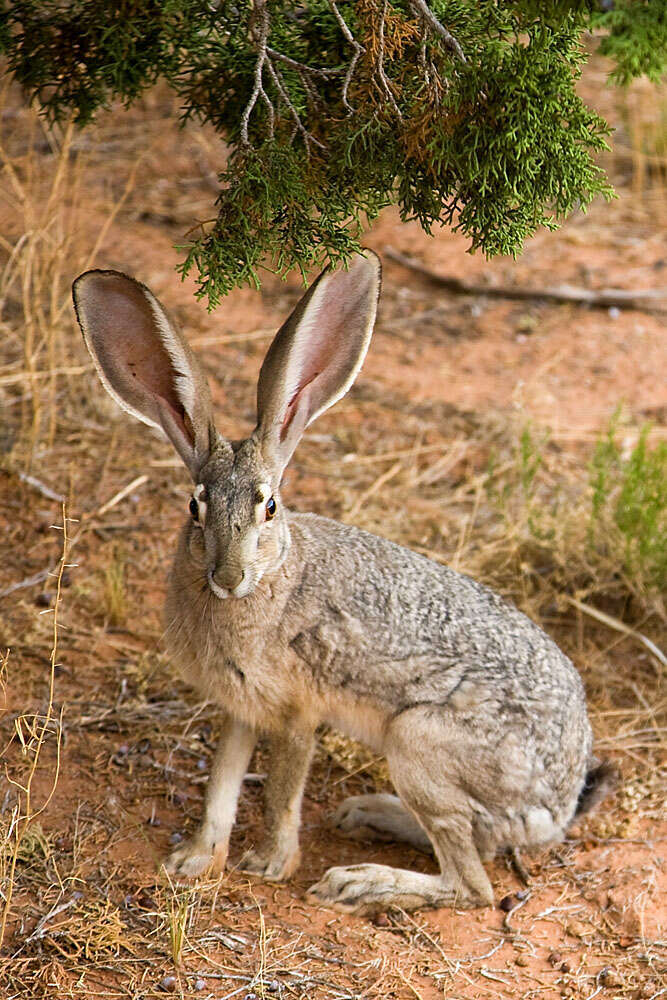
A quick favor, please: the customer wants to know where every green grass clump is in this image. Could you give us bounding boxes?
[590,424,667,592]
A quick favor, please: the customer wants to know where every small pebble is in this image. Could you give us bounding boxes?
[267,982,280,993]
[244,994,258,1000]
[147,814,161,827]
[560,961,571,974]
[600,967,620,987]
[515,954,529,967]
[608,306,621,320]
[516,889,529,900]
[373,913,390,927]
[35,591,52,607]
[548,951,563,966]
[194,979,206,992]
[159,975,176,992]
[72,890,84,901]
[169,831,184,845]
[197,757,208,771]
[499,894,515,912]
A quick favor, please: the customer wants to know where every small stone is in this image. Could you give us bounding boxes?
[560,962,571,974]
[499,894,515,912]
[548,951,563,966]
[373,913,390,927]
[159,975,176,992]
[197,758,208,771]
[600,967,621,987]
[516,889,529,900]
[169,831,184,845]
[147,814,161,827]
[515,954,529,967]
[244,994,258,1000]
[194,979,206,992]
[608,306,621,320]
[35,591,52,607]
[267,982,280,993]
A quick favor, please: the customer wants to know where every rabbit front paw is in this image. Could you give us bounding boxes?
[164,833,227,878]
[239,844,300,881]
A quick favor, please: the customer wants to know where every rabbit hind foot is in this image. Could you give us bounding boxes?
[307,862,487,915]
[332,793,432,853]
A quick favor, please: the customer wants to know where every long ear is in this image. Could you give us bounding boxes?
[256,251,381,472]
[72,270,214,478]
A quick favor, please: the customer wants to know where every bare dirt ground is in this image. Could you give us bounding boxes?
[0,53,665,1000]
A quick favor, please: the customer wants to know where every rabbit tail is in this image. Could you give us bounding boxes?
[575,760,618,817]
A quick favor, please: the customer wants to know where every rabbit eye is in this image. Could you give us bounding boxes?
[189,498,199,522]
[265,496,277,520]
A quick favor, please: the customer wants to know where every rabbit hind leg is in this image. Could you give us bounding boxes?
[331,793,432,852]
[307,802,491,914]
[386,706,495,907]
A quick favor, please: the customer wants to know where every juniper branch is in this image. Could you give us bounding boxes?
[240,0,272,147]
[328,1,366,113]
[410,0,467,64]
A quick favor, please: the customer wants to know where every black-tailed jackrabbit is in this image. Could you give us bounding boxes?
[73,252,613,914]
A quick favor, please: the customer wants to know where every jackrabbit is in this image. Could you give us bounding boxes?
[72,252,613,914]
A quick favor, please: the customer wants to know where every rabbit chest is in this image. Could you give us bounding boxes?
[164,527,309,729]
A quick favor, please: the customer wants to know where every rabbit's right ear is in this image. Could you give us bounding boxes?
[256,251,381,473]
[73,270,214,478]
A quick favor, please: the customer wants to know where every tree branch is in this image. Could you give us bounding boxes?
[328,1,366,113]
[385,247,667,313]
[240,0,273,147]
[409,0,467,64]
[376,0,402,118]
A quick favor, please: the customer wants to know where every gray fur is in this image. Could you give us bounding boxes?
[73,252,607,915]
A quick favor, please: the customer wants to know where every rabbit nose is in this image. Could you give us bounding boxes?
[211,566,245,591]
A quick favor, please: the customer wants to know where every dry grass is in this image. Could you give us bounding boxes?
[0,60,665,1000]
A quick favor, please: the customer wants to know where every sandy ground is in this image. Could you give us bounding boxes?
[0,50,665,1000]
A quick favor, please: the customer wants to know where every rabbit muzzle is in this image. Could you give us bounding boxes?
[208,564,254,600]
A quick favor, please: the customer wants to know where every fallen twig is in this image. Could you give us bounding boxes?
[565,597,667,668]
[18,471,66,503]
[94,474,149,517]
[0,569,49,600]
[385,247,667,313]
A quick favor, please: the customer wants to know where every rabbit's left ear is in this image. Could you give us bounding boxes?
[256,251,381,472]
[73,270,214,478]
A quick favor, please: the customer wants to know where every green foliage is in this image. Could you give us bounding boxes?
[595,0,667,86]
[590,424,667,590]
[0,1,661,302]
